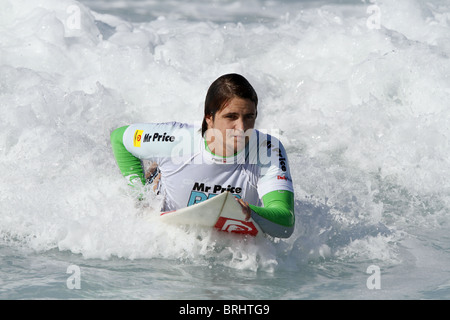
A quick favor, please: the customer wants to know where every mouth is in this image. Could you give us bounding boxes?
[231,136,246,146]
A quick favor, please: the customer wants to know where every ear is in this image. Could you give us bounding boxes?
[205,113,214,129]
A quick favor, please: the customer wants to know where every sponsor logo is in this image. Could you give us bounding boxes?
[214,217,258,236]
[277,175,287,180]
[143,132,175,143]
[192,182,242,194]
[188,182,242,206]
[133,130,144,147]
[266,140,287,172]
[133,130,175,147]
[187,182,242,207]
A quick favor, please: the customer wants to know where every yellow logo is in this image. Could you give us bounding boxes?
[133,130,144,147]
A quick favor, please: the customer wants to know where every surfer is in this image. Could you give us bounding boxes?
[111,74,295,238]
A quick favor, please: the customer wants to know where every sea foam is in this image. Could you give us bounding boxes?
[1,0,449,272]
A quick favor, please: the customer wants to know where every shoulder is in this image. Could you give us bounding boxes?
[251,130,294,194]
[247,129,289,165]
[259,130,286,149]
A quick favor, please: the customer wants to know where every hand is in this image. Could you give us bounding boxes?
[236,197,251,221]
[151,173,161,192]
[145,162,161,192]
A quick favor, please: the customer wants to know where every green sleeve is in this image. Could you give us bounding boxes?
[110,126,146,186]
[248,190,295,227]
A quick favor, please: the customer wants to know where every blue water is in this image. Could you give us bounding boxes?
[1,0,450,300]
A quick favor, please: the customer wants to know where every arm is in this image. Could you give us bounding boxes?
[249,133,295,238]
[238,190,295,238]
[110,125,146,187]
[111,122,195,187]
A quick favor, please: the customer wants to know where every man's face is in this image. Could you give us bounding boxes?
[205,97,257,157]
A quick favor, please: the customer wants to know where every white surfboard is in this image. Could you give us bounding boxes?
[159,192,262,236]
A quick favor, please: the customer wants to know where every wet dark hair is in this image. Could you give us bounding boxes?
[201,73,258,136]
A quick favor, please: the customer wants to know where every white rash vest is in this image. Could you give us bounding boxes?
[121,122,294,212]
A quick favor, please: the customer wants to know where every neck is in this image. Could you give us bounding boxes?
[205,139,236,157]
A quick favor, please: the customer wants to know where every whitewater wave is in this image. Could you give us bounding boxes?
[1,0,449,272]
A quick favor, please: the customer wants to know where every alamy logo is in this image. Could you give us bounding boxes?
[66,265,81,290]
[130,127,292,177]
[66,5,81,30]
[366,0,381,30]
[366,265,381,290]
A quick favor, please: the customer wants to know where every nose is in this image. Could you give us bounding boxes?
[235,117,245,131]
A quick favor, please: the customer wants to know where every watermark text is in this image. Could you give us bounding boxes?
[66,264,81,290]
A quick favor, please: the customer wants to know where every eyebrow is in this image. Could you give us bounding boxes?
[223,112,256,116]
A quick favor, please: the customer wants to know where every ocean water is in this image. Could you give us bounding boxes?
[1,0,450,300]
